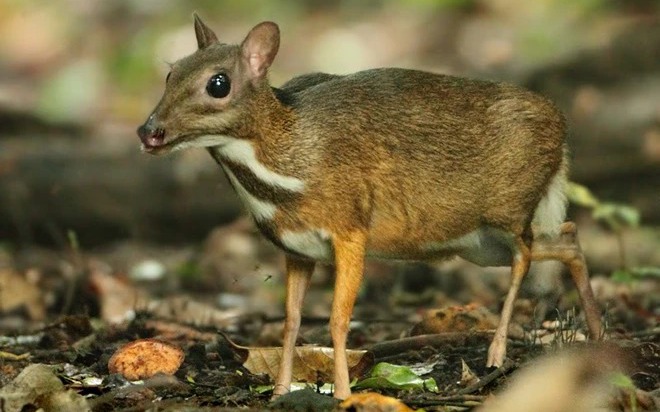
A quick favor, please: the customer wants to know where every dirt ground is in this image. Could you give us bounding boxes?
[0,222,658,411]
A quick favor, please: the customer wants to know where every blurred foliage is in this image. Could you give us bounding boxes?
[176,260,203,283]
[611,266,660,284]
[609,372,639,411]
[568,182,640,232]
[1,0,649,124]
[568,182,659,281]
[66,229,80,252]
[0,1,656,264]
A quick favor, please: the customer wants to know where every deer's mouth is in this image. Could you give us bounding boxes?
[140,133,199,155]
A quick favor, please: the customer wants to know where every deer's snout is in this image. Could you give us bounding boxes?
[137,116,166,149]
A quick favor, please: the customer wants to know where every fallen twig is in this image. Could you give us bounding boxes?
[404,393,487,408]
[457,358,516,395]
[367,332,494,359]
[0,350,30,361]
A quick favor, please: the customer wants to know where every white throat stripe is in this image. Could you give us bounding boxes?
[210,136,304,192]
[221,164,277,221]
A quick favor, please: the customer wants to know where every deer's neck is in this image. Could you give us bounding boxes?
[207,86,305,221]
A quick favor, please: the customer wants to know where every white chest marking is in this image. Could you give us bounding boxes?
[221,165,277,222]
[421,226,517,267]
[205,136,304,222]
[213,137,304,192]
[424,230,483,253]
[280,229,333,261]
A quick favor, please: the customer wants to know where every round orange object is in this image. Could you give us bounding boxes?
[108,339,184,381]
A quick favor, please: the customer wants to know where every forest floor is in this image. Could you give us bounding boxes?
[0,221,658,411]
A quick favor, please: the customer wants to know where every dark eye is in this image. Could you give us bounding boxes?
[206,73,230,98]
[166,72,171,83]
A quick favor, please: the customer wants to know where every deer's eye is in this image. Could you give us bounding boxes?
[166,72,171,83]
[206,73,230,98]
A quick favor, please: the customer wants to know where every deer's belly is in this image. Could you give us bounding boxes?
[279,228,333,261]
[272,225,514,266]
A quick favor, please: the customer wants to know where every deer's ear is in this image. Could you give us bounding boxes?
[241,22,280,79]
[193,13,218,49]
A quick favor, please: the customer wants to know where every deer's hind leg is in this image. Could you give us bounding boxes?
[531,221,602,339]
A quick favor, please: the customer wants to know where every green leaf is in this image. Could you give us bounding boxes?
[611,269,634,284]
[176,261,201,280]
[609,372,635,389]
[613,267,660,283]
[631,267,660,278]
[609,372,638,411]
[67,230,80,251]
[593,203,640,230]
[567,182,600,208]
[613,204,641,227]
[355,362,438,392]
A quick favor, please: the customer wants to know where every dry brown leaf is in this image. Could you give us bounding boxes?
[0,269,45,320]
[221,333,373,383]
[91,268,240,327]
[0,363,88,410]
[243,345,372,382]
[339,392,416,412]
[146,296,241,328]
[108,339,184,381]
[89,269,149,323]
[411,303,524,339]
[460,359,480,386]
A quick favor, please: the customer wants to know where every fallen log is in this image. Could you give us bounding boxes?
[0,131,241,247]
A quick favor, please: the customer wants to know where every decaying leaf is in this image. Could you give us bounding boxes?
[91,269,241,327]
[221,333,373,383]
[0,364,88,411]
[340,392,416,412]
[407,353,443,376]
[0,269,45,320]
[460,359,480,386]
[89,269,149,323]
[108,339,184,381]
[411,303,524,339]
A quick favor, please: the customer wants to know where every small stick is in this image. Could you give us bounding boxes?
[457,358,516,395]
[404,394,487,408]
[0,350,30,361]
[367,332,494,359]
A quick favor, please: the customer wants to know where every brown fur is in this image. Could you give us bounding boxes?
[144,47,566,254]
[138,16,600,400]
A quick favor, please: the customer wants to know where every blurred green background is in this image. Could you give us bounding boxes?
[0,0,658,251]
[2,0,656,124]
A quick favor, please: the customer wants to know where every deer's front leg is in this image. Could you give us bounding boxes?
[272,256,315,399]
[330,230,367,400]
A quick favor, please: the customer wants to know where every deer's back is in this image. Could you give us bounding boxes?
[280,68,566,249]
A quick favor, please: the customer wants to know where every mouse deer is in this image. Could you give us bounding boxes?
[137,15,602,400]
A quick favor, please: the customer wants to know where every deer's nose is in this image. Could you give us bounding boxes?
[137,117,166,148]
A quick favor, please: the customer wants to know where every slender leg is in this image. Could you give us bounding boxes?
[272,256,315,399]
[531,221,602,339]
[487,237,531,367]
[330,230,367,400]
